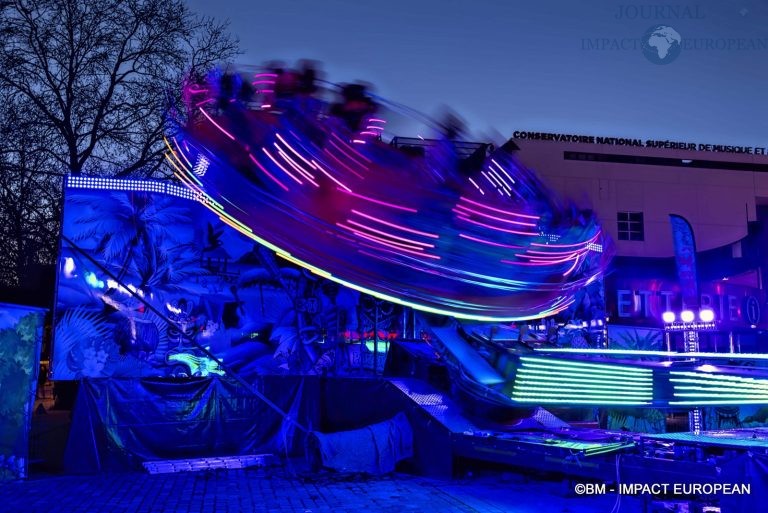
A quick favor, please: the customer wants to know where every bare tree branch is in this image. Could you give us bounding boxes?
[0,0,239,287]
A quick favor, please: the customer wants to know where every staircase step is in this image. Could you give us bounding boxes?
[142,454,274,474]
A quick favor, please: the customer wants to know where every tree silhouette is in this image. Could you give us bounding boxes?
[1,0,238,177]
[0,90,60,287]
[0,0,238,288]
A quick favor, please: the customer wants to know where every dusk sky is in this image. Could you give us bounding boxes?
[187,0,768,147]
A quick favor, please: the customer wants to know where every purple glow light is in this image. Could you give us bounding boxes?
[337,188,418,213]
[453,203,537,227]
[459,196,540,220]
[169,70,612,320]
[351,209,439,239]
[261,148,306,185]
[456,214,538,237]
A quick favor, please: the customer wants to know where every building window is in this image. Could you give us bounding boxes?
[617,212,644,241]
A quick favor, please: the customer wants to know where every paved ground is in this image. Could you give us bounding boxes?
[0,467,645,513]
[18,387,651,512]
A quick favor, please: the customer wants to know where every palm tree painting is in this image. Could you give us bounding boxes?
[54,190,210,379]
[607,325,664,351]
[53,185,362,381]
[0,305,45,480]
[68,191,192,281]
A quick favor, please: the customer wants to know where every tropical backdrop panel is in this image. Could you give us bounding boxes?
[0,303,45,480]
[52,183,398,381]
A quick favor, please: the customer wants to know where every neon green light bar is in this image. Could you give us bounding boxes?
[672,381,768,392]
[671,371,768,384]
[674,393,768,399]
[512,397,650,405]
[584,445,635,457]
[516,373,651,387]
[519,363,652,380]
[535,348,768,360]
[517,367,651,385]
[676,385,768,395]
[512,391,651,400]
[520,361,652,377]
[513,386,652,398]
[515,379,651,391]
[520,357,652,374]
[671,399,768,405]
[513,383,652,398]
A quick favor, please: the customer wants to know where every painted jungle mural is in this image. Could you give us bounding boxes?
[52,184,400,381]
[0,303,45,480]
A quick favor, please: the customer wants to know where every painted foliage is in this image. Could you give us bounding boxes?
[0,303,45,480]
[52,184,387,380]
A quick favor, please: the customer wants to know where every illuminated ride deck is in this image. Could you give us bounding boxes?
[387,328,768,507]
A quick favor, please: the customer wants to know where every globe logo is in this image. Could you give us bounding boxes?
[641,25,682,64]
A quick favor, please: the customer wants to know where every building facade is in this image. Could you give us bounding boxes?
[510,132,768,351]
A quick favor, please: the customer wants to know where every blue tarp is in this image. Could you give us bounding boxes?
[721,452,768,513]
[64,376,451,475]
[309,412,413,474]
[64,376,311,472]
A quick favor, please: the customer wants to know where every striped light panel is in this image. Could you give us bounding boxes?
[511,357,653,405]
[670,370,768,405]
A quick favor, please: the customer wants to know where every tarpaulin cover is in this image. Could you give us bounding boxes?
[64,376,313,472]
[64,376,450,476]
[720,452,768,513]
[316,378,451,476]
[309,412,413,474]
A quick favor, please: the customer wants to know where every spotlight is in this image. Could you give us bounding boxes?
[699,309,715,323]
[680,310,695,323]
[662,311,676,323]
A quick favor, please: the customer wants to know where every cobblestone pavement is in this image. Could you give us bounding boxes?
[0,469,643,513]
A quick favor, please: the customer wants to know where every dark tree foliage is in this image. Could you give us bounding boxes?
[0,0,239,289]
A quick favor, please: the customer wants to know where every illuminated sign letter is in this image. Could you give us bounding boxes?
[617,290,633,317]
